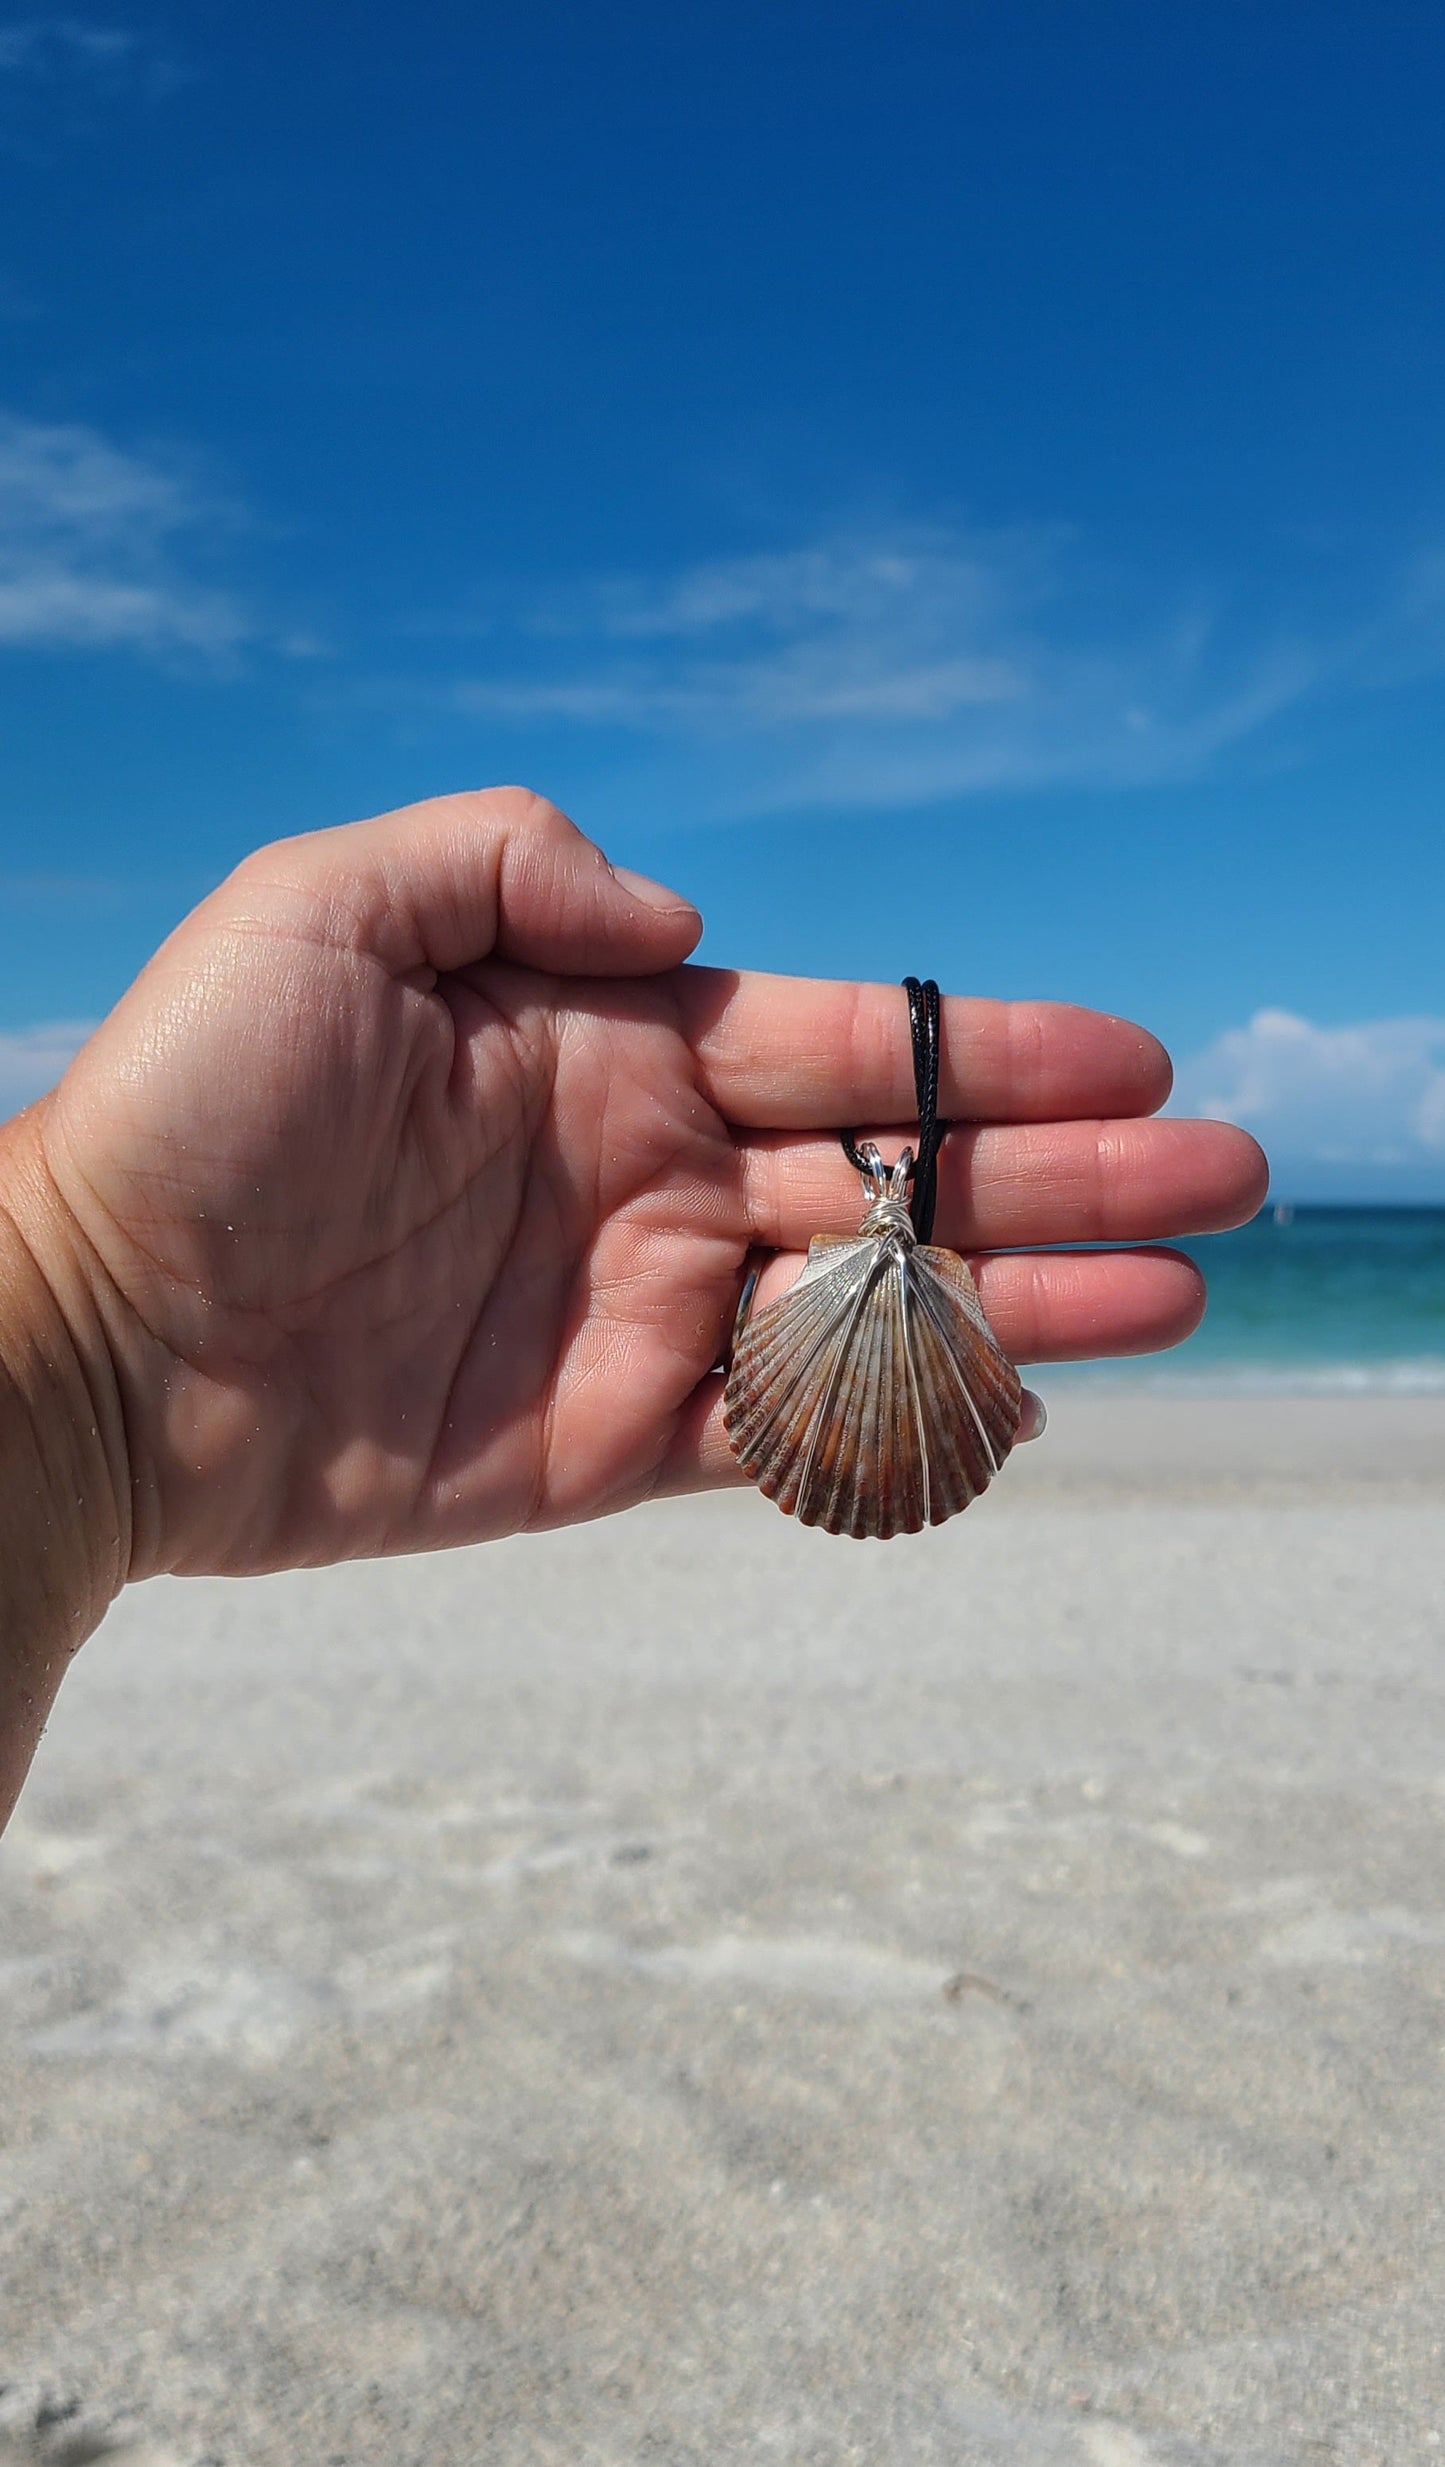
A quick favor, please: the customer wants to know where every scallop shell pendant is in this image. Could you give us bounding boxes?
[724,1145,1022,1538]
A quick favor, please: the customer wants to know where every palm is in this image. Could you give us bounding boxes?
[35,792,1265,1579]
[50,958,743,1574]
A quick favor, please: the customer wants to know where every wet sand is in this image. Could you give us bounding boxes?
[3,1397,1444,2465]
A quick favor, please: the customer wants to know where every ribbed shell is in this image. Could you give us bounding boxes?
[723,1232,1022,1538]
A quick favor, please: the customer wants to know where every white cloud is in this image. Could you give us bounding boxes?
[0,409,248,655]
[443,525,1329,811]
[0,1018,93,1113]
[1174,1009,1445,1167]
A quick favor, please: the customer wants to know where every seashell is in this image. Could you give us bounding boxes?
[724,1148,1021,1538]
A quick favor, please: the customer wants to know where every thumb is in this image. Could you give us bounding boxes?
[488,788,703,975]
[239,786,702,977]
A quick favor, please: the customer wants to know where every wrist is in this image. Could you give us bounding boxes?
[0,1105,129,1826]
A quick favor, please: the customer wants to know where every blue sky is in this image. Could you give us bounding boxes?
[2,1,1445,1197]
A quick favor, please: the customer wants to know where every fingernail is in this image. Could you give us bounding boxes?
[612,864,694,913]
[1019,1389,1048,1442]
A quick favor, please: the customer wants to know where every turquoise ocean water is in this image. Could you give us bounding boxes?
[1036,1206,1445,1391]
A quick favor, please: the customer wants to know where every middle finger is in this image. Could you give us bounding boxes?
[738,1115,1267,1250]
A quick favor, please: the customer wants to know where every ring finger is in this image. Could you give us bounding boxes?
[665,1243,1204,1497]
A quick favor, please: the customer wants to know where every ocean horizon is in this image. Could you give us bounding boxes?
[1031,1203,1445,1393]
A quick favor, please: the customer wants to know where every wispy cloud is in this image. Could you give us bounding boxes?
[438,524,1351,813]
[459,652,1022,729]
[0,1018,93,1113]
[1175,1009,1445,1170]
[0,869,136,910]
[0,17,181,97]
[0,19,131,68]
[0,409,250,656]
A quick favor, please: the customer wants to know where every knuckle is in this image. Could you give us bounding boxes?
[474,784,578,842]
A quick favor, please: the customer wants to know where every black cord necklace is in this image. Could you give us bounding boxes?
[839,975,947,1242]
[726,971,1023,1534]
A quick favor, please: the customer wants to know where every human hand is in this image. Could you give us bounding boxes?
[5,785,1265,1591]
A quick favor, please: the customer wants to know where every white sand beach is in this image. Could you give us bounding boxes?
[2,1396,1443,2465]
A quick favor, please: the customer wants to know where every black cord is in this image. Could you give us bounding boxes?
[839,976,949,1243]
[905,975,945,1243]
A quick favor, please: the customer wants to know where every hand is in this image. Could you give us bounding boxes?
[11,787,1264,1587]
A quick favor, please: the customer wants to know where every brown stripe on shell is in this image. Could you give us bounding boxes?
[723,1234,1022,1539]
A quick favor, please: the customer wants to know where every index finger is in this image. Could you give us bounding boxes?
[676,969,1173,1129]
